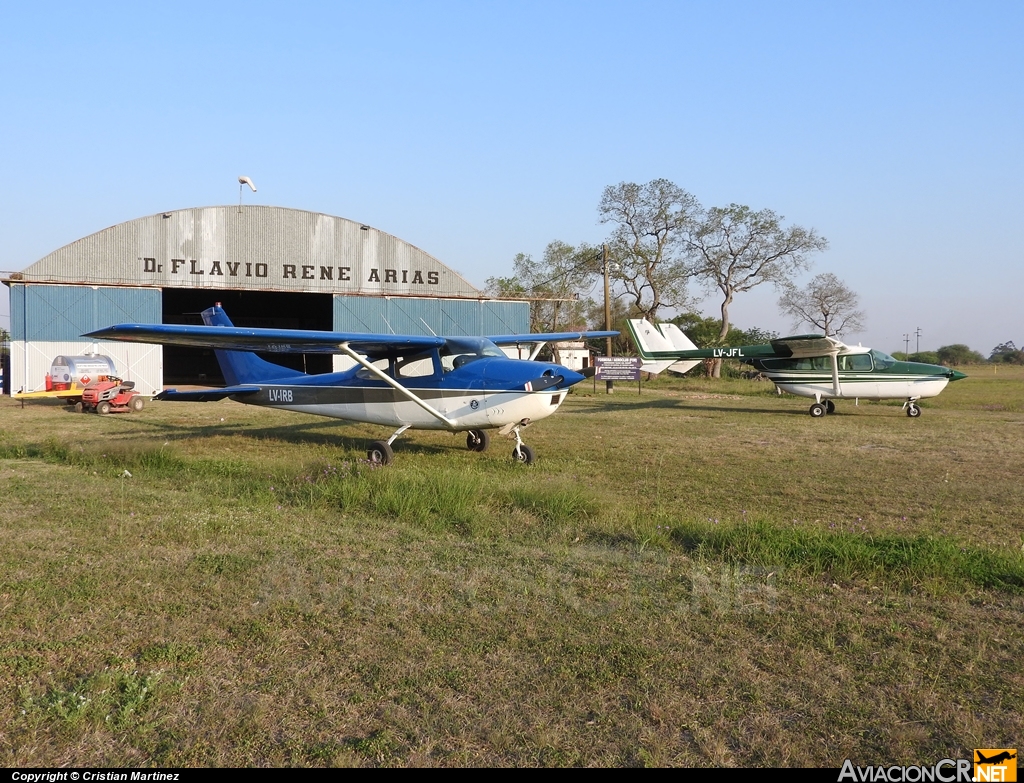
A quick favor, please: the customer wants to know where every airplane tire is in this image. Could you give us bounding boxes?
[512,444,535,465]
[130,396,145,412]
[466,429,490,452]
[825,400,835,414]
[97,401,111,416]
[809,403,826,418]
[367,440,394,466]
[906,404,921,418]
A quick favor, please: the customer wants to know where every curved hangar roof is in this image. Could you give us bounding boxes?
[14,205,482,298]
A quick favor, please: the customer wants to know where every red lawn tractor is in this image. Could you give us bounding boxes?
[78,379,145,414]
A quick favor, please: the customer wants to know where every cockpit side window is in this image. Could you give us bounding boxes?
[439,337,505,373]
[839,354,873,371]
[394,350,439,378]
[355,358,391,380]
[869,349,896,370]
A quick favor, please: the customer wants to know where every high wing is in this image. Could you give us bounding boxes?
[769,335,847,358]
[83,323,445,360]
[488,331,618,345]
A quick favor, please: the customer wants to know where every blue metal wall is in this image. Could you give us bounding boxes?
[11,284,162,341]
[9,286,528,341]
[333,296,528,337]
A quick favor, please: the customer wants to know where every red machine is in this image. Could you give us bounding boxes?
[79,379,145,414]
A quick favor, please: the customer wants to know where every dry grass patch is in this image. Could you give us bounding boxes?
[1,370,1022,766]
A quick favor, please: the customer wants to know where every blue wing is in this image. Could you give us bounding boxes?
[84,322,445,359]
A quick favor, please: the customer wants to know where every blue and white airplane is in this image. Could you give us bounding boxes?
[86,304,616,465]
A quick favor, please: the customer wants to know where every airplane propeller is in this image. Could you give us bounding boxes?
[525,373,564,392]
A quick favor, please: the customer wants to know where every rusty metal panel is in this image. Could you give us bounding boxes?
[17,206,482,298]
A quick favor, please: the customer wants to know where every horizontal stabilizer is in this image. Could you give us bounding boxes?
[154,386,261,402]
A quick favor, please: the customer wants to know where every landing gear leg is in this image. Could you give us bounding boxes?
[510,425,535,465]
[466,429,490,452]
[367,424,411,466]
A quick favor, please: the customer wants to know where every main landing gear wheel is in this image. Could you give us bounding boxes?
[512,444,535,465]
[130,396,145,412]
[466,429,490,452]
[825,400,836,414]
[809,402,826,418]
[367,440,394,466]
[906,403,921,418]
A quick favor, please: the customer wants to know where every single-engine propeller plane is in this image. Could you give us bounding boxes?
[627,318,966,417]
[85,305,616,465]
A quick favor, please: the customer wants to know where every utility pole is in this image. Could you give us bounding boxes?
[603,243,613,394]
[915,327,922,355]
[903,333,910,356]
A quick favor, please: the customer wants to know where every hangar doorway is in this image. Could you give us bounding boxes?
[162,289,334,385]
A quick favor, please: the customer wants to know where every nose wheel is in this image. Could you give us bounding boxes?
[905,402,921,418]
[500,421,535,465]
[513,443,535,465]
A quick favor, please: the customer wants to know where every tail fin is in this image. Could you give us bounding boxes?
[202,305,305,385]
[626,318,701,376]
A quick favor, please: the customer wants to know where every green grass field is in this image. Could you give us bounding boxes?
[1,365,1022,767]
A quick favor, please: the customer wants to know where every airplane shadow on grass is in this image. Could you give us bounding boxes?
[569,397,810,417]
[73,409,459,458]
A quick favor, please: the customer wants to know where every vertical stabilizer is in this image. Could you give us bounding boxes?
[202,305,305,385]
[626,318,701,375]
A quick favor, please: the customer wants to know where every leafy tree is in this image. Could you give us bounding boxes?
[587,294,636,356]
[684,203,828,376]
[598,179,700,321]
[486,241,596,333]
[670,313,776,348]
[990,341,1024,364]
[936,344,984,366]
[486,241,598,364]
[668,314,776,377]
[777,272,864,336]
[908,351,940,365]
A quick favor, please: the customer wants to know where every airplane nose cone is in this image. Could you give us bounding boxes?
[560,368,587,388]
[949,369,968,381]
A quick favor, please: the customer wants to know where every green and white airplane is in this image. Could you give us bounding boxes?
[627,318,968,418]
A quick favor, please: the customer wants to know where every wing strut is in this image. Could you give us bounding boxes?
[337,343,458,430]
[830,351,841,397]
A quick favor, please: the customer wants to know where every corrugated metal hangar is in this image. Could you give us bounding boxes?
[3,205,528,395]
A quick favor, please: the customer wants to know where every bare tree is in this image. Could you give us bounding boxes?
[777,273,865,336]
[598,179,700,321]
[684,204,828,375]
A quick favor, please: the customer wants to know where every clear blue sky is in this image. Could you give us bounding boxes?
[1,1,1021,355]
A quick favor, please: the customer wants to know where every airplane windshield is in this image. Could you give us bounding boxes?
[440,337,506,372]
[869,349,897,369]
